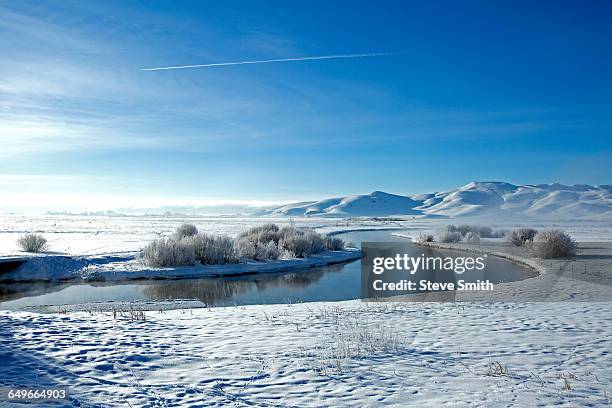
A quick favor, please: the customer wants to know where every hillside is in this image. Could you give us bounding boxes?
[263,182,612,219]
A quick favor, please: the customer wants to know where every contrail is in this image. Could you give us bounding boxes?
[141,52,396,71]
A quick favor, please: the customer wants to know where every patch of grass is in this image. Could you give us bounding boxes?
[313,321,404,375]
[485,361,509,377]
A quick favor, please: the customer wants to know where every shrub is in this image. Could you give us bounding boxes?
[492,228,508,238]
[279,228,325,258]
[235,224,297,261]
[192,233,237,264]
[142,223,339,266]
[238,225,329,259]
[17,233,48,252]
[236,223,281,244]
[455,225,495,238]
[141,238,196,267]
[474,225,494,238]
[435,226,462,243]
[234,236,257,260]
[175,223,198,239]
[456,225,472,236]
[254,241,280,261]
[507,228,537,247]
[463,231,481,243]
[324,236,345,251]
[529,230,578,259]
[279,248,297,260]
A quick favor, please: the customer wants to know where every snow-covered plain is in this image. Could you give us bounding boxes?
[2,301,610,407]
[2,214,611,258]
[0,215,393,256]
[0,214,611,407]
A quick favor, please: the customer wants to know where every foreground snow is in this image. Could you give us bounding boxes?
[1,300,610,407]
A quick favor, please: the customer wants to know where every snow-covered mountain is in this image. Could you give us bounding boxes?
[263,182,612,220]
[265,191,423,217]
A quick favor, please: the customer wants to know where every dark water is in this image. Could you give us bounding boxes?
[0,231,535,310]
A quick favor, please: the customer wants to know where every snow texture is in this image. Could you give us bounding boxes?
[1,301,610,407]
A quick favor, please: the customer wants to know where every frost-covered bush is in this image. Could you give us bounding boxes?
[192,233,237,264]
[491,228,508,238]
[324,236,345,251]
[529,230,578,259]
[279,228,325,258]
[303,229,325,254]
[234,236,257,260]
[141,238,196,267]
[474,225,494,238]
[238,225,331,259]
[463,231,481,243]
[237,223,281,244]
[234,224,286,260]
[17,233,48,252]
[278,248,297,260]
[254,241,280,261]
[175,223,198,239]
[416,233,434,243]
[435,226,462,243]
[507,228,538,247]
[455,225,496,238]
[456,225,472,236]
[142,223,338,265]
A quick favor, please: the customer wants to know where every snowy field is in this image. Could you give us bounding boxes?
[1,214,611,257]
[0,215,395,256]
[2,301,610,407]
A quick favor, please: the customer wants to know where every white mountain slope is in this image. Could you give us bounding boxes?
[264,182,612,219]
[265,191,422,217]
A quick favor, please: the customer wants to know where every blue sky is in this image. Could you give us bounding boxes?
[1,0,611,211]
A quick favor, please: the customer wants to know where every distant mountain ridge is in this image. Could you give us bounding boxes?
[262,182,612,220]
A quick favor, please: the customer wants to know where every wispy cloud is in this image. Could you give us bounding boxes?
[141,52,397,71]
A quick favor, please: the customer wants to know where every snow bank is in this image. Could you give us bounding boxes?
[0,249,360,282]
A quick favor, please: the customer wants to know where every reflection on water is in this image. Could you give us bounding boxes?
[142,263,345,305]
[0,230,536,310]
[0,262,354,310]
